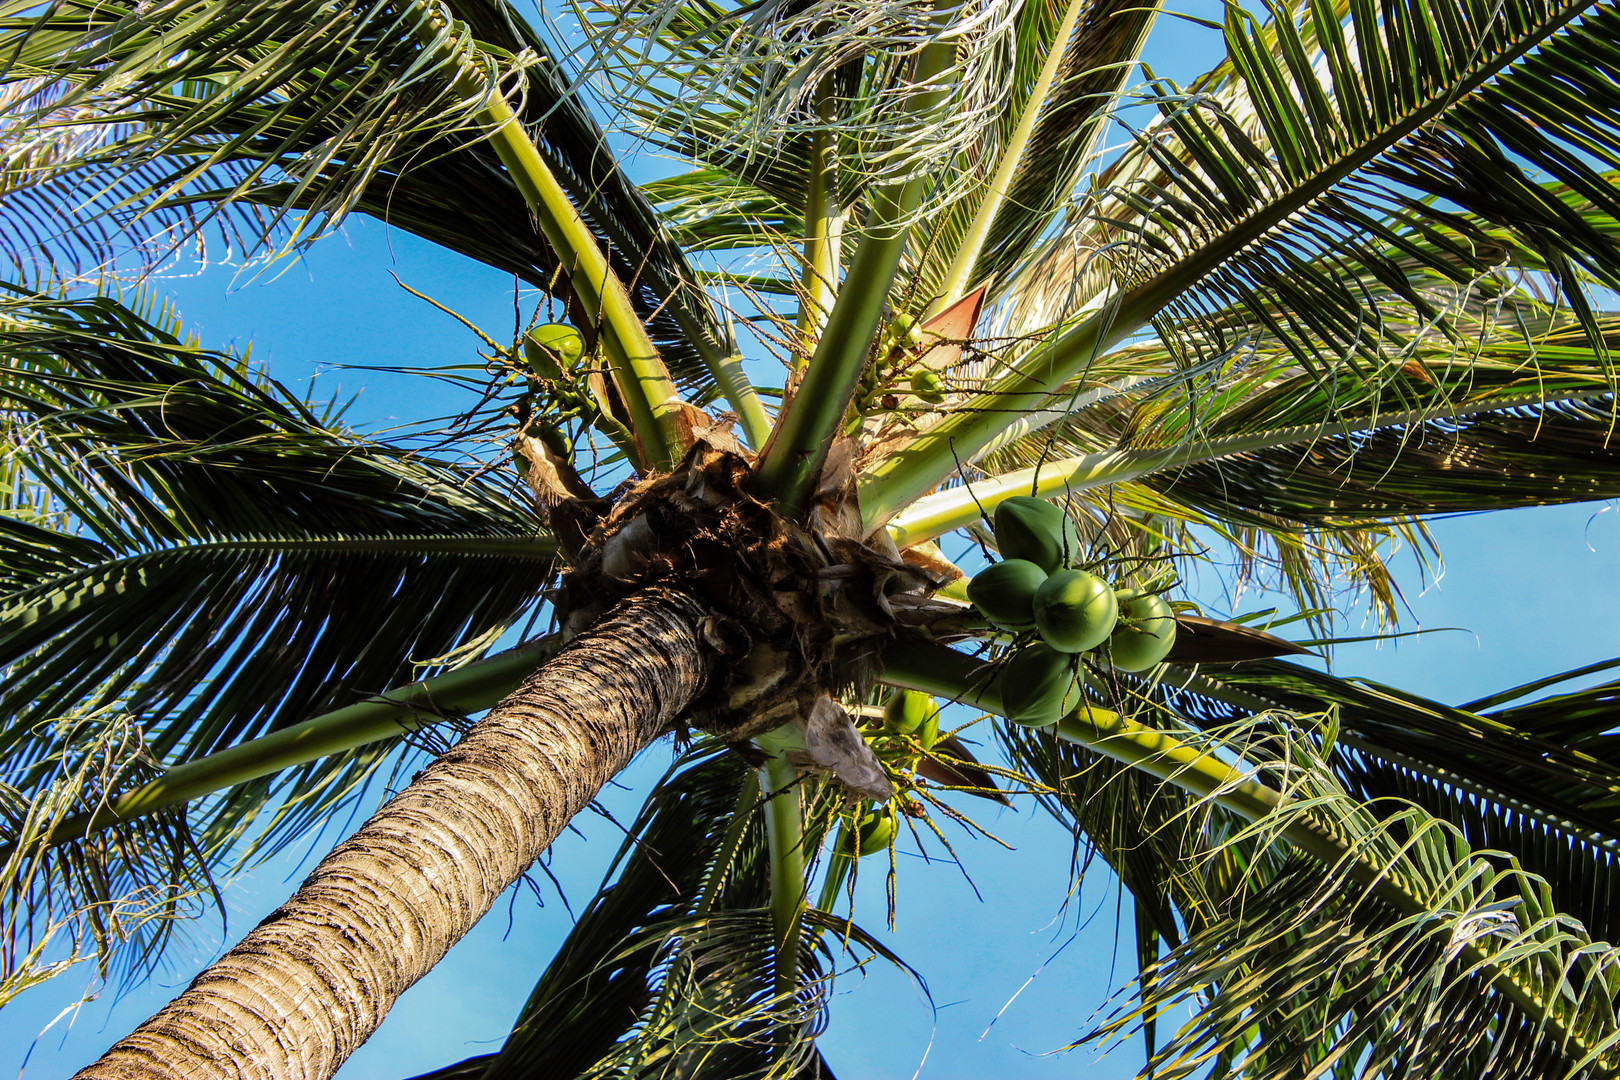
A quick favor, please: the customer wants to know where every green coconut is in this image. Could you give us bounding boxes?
[889,312,925,350]
[991,496,1083,573]
[996,643,1082,727]
[884,689,936,735]
[1033,569,1118,653]
[918,709,940,750]
[910,369,946,403]
[965,558,1047,629]
[854,807,897,856]
[1104,589,1178,672]
[523,324,585,378]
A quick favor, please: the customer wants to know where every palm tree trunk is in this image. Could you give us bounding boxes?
[77,589,714,1080]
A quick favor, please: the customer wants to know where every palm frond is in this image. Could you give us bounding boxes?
[0,78,270,289]
[1007,708,1620,1078]
[642,169,804,255]
[573,0,1021,209]
[0,286,557,980]
[0,711,199,1000]
[1082,0,1620,359]
[0,285,555,746]
[911,0,1162,304]
[1162,658,1620,946]
[885,297,1618,627]
[0,0,731,390]
[864,0,1620,514]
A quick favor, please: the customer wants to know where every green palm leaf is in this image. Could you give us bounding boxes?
[865,0,1620,516]
[1165,657,1620,948]
[911,0,1163,305]
[1006,705,1620,1078]
[0,286,558,978]
[0,0,732,389]
[0,286,556,749]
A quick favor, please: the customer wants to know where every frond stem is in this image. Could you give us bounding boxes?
[879,387,1609,544]
[428,13,686,470]
[928,0,1094,314]
[755,28,960,515]
[23,637,558,852]
[759,752,807,996]
[794,85,845,361]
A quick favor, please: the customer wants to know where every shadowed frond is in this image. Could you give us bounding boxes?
[0,286,558,980]
[0,286,556,750]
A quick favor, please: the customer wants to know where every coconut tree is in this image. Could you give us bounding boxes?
[5,0,1620,1074]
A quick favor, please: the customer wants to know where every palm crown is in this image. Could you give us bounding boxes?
[4,0,1620,1075]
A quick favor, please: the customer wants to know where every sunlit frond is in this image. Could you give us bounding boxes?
[1008,707,1620,1077]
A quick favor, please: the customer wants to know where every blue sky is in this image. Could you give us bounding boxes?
[4,3,1620,1077]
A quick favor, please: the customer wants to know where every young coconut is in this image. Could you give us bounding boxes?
[918,708,940,750]
[995,643,1083,727]
[884,689,936,735]
[910,369,946,403]
[888,312,925,351]
[1104,589,1178,672]
[837,806,897,858]
[992,496,1084,573]
[1033,569,1118,653]
[523,323,585,378]
[965,558,1047,629]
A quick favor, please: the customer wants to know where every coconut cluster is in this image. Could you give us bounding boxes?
[967,497,1178,727]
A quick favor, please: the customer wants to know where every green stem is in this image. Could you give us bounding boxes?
[32,637,558,850]
[754,31,960,515]
[929,0,1092,315]
[877,639,1608,1064]
[759,752,807,996]
[814,836,854,914]
[426,17,685,471]
[877,387,1608,543]
[795,88,845,358]
[857,287,1174,526]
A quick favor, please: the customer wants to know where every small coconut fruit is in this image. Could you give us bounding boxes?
[854,807,897,856]
[890,312,925,350]
[884,689,936,735]
[910,369,946,403]
[996,643,1083,727]
[992,496,1083,573]
[1104,589,1178,672]
[918,709,940,750]
[965,558,1047,629]
[524,323,585,378]
[1033,569,1118,653]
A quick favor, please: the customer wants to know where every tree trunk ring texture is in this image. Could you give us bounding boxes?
[77,588,715,1080]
